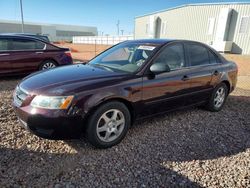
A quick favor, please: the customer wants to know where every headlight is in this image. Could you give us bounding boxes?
[31,95,74,109]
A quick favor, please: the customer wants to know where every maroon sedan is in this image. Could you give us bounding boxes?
[0,34,73,75]
[13,39,238,148]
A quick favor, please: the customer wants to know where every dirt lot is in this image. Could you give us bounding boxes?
[223,54,250,90]
[56,43,111,61]
[0,78,250,186]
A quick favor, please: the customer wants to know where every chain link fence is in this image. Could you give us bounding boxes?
[73,35,134,45]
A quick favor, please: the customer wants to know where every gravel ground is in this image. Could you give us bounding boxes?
[0,78,249,187]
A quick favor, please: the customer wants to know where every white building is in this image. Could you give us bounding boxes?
[0,19,98,41]
[135,2,250,54]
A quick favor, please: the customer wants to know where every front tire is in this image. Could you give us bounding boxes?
[86,101,131,148]
[206,83,228,112]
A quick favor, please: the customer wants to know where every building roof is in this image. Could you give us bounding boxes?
[135,2,250,18]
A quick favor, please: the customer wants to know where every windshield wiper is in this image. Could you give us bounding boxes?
[82,60,89,65]
[91,63,114,71]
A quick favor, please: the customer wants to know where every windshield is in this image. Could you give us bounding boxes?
[89,42,159,73]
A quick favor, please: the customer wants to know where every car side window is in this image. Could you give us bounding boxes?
[35,41,46,50]
[208,50,219,64]
[0,39,10,51]
[154,43,185,71]
[12,39,45,50]
[187,43,210,66]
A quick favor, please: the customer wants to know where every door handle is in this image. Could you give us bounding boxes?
[182,75,189,81]
[213,70,219,76]
[0,53,10,56]
[35,52,44,54]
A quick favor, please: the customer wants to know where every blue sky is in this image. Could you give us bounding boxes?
[0,0,249,35]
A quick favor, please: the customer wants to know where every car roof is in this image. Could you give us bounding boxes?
[125,39,214,47]
[0,33,47,36]
[0,34,49,43]
[125,39,172,45]
[129,39,226,63]
[124,38,209,45]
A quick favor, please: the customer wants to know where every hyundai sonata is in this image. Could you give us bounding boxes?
[13,39,238,148]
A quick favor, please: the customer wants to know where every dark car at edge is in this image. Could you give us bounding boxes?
[1,33,51,42]
[13,39,238,148]
[0,34,73,76]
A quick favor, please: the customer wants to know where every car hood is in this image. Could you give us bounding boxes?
[19,64,127,95]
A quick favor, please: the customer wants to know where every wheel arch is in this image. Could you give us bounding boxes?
[85,97,136,125]
[221,80,231,94]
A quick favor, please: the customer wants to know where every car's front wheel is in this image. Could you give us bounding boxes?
[86,101,131,148]
[206,83,228,112]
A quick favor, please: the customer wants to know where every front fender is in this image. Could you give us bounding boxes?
[70,76,143,118]
[75,87,132,116]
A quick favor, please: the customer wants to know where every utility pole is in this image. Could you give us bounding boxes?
[20,0,24,33]
[116,20,120,36]
[120,30,124,36]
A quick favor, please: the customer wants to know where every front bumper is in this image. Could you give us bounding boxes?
[13,103,84,139]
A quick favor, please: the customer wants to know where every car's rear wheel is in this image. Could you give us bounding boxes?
[86,101,131,148]
[39,60,57,70]
[206,83,228,112]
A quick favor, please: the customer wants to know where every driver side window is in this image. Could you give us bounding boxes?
[154,43,185,71]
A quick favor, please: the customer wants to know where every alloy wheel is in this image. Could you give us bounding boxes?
[42,62,56,70]
[214,87,226,108]
[96,109,125,142]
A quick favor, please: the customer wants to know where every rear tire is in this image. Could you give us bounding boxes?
[39,60,57,70]
[205,83,228,112]
[86,101,131,148]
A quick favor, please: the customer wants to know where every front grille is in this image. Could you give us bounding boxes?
[14,86,28,107]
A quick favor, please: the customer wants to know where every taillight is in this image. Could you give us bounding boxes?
[65,50,72,57]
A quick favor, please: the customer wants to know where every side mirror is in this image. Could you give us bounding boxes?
[150,63,171,74]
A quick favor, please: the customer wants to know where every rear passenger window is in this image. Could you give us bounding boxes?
[12,39,45,50]
[35,41,45,50]
[0,39,9,51]
[187,44,210,66]
[154,43,185,70]
[208,50,219,64]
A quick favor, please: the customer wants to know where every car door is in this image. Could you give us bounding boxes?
[0,38,12,74]
[140,42,191,117]
[10,38,46,74]
[183,42,214,105]
[207,49,225,87]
